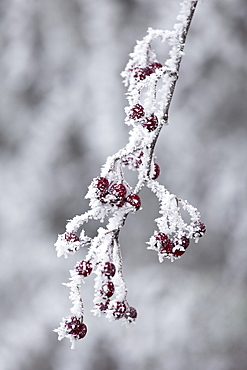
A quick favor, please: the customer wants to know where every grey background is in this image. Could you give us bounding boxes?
[0,0,247,369]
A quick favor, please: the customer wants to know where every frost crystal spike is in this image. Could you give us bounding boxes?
[54,0,205,349]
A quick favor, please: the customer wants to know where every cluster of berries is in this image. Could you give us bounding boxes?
[150,221,206,260]
[129,103,159,132]
[92,176,141,210]
[130,61,163,81]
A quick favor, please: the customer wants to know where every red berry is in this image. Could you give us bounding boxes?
[152,163,160,180]
[109,183,127,199]
[93,177,109,199]
[101,282,115,298]
[65,316,87,340]
[112,301,127,319]
[75,260,93,277]
[155,233,174,254]
[65,232,80,243]
[192,221,206,238]
[133,66,153,80]
[150,62,163,71]
[142,114,158,131]
[103,262,116,278]
[126,194,141,210]
[125,306,137,321]
[129,104,145,120]
[99,299,110,312]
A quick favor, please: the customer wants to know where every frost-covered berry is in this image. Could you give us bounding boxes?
[75,260,93,277]
[125,306,137,322]
[129,104,145,120]
[152,163,160,180]
[142,113,159,131]
[155,233,174,254]
[126,194,141,210]
[112,301,127,319]
[150,62,163,71]
[93,177,109,198]
[101,282,115,298]
[65,316,87,340]
[99,299,110,312]
[103,262,116,278]
[65,232,80,243]
[192,221,206,238]
[109,183,127,199]
[133,66,153,80]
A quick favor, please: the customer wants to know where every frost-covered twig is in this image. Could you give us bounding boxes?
[54,0,206,348]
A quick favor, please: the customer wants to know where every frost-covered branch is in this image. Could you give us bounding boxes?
[54,0,205,348]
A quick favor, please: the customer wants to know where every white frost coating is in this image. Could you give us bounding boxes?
[54,0,205,347]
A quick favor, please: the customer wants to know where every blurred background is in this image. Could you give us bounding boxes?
[0,0,247,369]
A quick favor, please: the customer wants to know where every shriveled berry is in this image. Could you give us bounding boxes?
[109,183,127,199]
[192,221,206,238]
[112,301,127,319]
[142,113,159,131]
[129,104,145,120]
[126,194,141,210]
[152,163,160,180]
[125,306,137,321]
[101,282,115,298]
[65,232,80,243]
[75,260,93,277]
[103,262,116,278]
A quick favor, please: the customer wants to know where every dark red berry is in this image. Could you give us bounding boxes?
[155,233,174,254]
[150,62,163,71]
[101,282,115,298]
[126,194,141,210]
[192,221,206,238]
[125,306,137,321]
[133,66,153,80]
[99,299,110,312]
[93,177,109,199]
[65,316,87,340]
[103,262,116,278]
[142,113,159,131]
[75,260,93,277]
[152,163,160,180]
[112,301,127,319]
[109,183,127,199]
[129,104,145,120]
[65,232,80,243]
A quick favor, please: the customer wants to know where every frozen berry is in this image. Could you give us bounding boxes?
[75,260,93,277]
[192,221,206,238]
[126,194,141,210]
[152,163,160,180]
[101,282,115,298]
[109,183,127,199]
[65,316,87,340]
[125,306,137,321]
[93,177,109,198]
[112,301,127,319]
[155,233,174,254]
[150,62,163,71]
[129,104,145,120]
[98,299,110,312]
[103,262,116,278]
[65,232,79,243]
[133,66,153,80]
[142,114,159,131]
